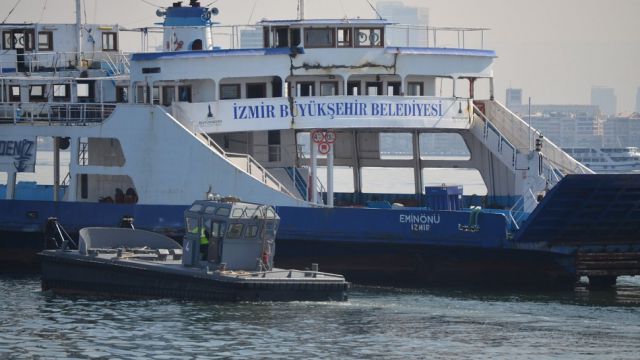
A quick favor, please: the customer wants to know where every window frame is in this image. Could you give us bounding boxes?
[220,84,241,100]
[52,84,70,101]
[355,27,384,48]
[29,84,46,102]
[101,32,118,51]
[38,31,53,51]
[337,28,353,48]
[304,27,335,48]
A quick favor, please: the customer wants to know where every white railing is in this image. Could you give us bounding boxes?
[0,50,131,74]
[0,102,116,125]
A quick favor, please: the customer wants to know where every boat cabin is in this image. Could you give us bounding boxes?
[259,19,390,49]
[182,199,279,271]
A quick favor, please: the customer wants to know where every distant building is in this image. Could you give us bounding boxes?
[377,1,429,46]
[636,87,640,113]
[603,112,640,147]
[590,86,616,117]
[509,104,604,148]
[505,88,522,108]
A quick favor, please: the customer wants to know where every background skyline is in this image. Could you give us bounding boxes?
[5,0,639,112]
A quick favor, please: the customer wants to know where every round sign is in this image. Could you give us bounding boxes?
[311,129,325,144]
[325,129,336,144]
[318,142,330,155]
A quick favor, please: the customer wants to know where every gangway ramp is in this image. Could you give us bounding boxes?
[515,174,640,246]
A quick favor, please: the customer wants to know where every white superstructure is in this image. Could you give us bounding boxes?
[0,0,591,214]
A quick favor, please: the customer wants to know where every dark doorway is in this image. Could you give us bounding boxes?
[191,39,203,50]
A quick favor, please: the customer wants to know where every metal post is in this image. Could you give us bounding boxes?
[53,137,60,201]
[75,0,82,66]
[528,97,532,151]
[67,137,78,201]
[310,132,317,204]
[327,143,334,207]
[6,172,16,200]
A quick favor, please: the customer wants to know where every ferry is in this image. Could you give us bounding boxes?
[1,0,639,288]
[563,147,640,173]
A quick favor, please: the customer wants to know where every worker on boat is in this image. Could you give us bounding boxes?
[200,221,210,261]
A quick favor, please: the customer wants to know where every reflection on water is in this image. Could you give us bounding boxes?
[0,276,638,359]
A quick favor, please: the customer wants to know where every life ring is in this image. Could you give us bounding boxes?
[201,11,211,21]
[358,32,368,44]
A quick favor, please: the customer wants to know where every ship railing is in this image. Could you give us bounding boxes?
[192,127,299,200]
[0,102,116,125]
[0,50,131,74]
[473,104,517,169]
[208,24,488,50]
[477,100,592,175]
[508,188,538,230]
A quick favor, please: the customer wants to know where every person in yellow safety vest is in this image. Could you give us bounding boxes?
[199,227,209,261]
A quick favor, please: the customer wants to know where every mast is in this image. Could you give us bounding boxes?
[298,0,304,20]
[75,0,82,66]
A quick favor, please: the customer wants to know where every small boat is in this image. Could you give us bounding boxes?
[39,198,349,301]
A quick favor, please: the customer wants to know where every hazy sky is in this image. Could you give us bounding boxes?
[6,0,640,112]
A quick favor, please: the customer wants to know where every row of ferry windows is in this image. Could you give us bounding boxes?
[218,81,424,99]
[269,27,383,48]
[1,29,117,51]
[5,83,93,102]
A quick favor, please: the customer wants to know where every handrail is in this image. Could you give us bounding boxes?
[0,102,116,125]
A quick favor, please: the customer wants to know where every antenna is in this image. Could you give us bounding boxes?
[364,0,383,20]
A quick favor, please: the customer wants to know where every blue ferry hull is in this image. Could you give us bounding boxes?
[0,199,575,287]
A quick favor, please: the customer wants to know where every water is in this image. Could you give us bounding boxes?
[1,276,639,359]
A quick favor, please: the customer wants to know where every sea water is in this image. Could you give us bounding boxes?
[0,275,639,359]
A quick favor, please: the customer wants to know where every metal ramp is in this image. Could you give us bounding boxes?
[515,174,640,246]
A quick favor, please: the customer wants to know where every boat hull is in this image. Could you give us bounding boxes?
[39,252,348,302]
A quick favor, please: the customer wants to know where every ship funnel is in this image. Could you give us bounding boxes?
[161,0,216,51]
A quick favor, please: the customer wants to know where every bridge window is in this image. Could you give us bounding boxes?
[2,29,34,50]
[38,31,53,51]
[355,28,383,47]
[380,133,413,159]
[220,84,241,100]
[337,28,352,47]
[101,32,118,51]
[305,28,334,48]
[227,223,244,238]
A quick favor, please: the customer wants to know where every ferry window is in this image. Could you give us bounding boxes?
[38,31,53,51]
[9,86,20,102]
[116,86,128,103]
[152,86,160,105]
[268,130,281,162]
[245,225,259,238]
[53,84,69,100]
[297,82,314,97]
[407,82,424,96]
[162,86,174,106]
[29,85,45,101]
[2,32,10,49]
[102,32,118,51]
[290,28,301,47]
[246,83,267,99]
[227,223,244,239]
[355,28,383,47]
[305,28,335,48]
[178,86,192,102]
[347,81,360,95]
[220,84,241,100]
[387,82,401,96]
[366,82,382,96]
[320,82,338,96]
[135,86,145,103]
[77,82,94,101]
[274,27,289,48]
[337,28,352,47]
